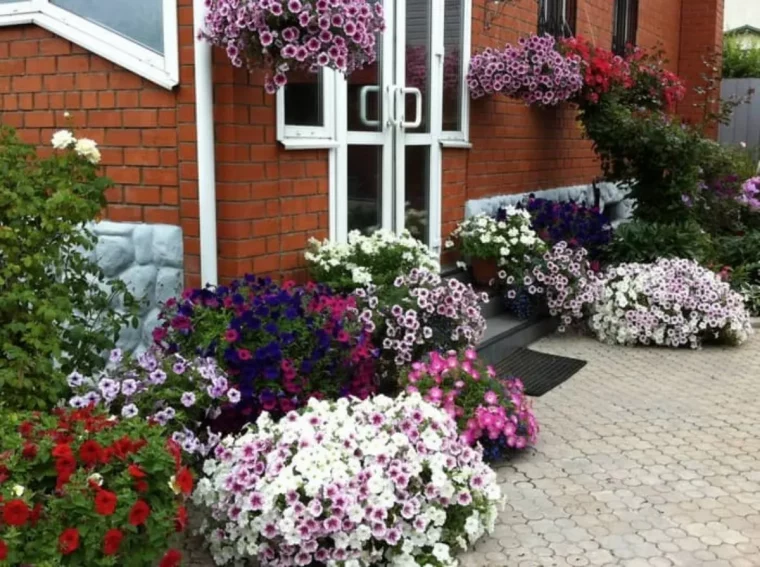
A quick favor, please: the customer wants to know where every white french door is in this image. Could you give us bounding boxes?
[334,0,445,250]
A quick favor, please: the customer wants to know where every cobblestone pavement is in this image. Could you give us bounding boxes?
[460,333,760,567]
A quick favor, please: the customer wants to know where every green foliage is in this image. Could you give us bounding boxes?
[0,126,137,410]
[0,407,187,566]
[606,220,713,265]
[712,232,760,283]
[723,35,760,79]
[739,283,760,316]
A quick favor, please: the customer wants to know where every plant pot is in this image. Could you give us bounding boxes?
[470,257,499,286]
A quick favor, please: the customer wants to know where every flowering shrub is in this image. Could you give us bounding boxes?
[203,0,385,93]
[0,407,187,566]
[525,197,612,261]
[357,269,487,372]
[625,47,686,113]
[468,34,583,105]
[305,229,439,291]
[68,348,231,457]
[155,276,377,423]
[590,258,753,348]
[401,350,538,461]
[508,242,603,332]
[561,36,631,105]
[193,393,502,567]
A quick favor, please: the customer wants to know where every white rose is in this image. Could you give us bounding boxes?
[51,129,75,149]
[74,138,102,164]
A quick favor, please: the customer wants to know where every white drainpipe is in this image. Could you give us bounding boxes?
[193,0,218,286]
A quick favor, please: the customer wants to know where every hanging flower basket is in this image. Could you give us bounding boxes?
[467,34,583,105]
[203,0,385,93]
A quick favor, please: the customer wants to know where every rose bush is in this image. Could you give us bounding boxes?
[155,276,377,424]
[590,258,753,348]
[68,347,232,458]
[305,229,439,291]
[203,0,385,93]
[193,393,503,567]
[0,407,188,566]
[400,350,538,461]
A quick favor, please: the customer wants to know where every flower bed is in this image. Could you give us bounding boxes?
[468,34,583,105]
[0,407,188,566]
[68,348,231,457]
[193,393,502,567]
[401,350,538,461]
[590,258,753,347]
[203,0,385,93]
[154,276,377,423]
[306,229,439,291]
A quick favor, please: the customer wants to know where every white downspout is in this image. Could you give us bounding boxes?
[194,0,218,286]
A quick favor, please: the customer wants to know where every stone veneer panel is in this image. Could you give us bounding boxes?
[90,221,184,354]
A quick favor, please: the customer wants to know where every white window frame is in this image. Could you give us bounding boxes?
[438,0,471,148]
[0,0,178,89]
[276,68,340,150]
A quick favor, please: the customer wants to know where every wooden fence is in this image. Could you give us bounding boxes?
[720,79,760,154]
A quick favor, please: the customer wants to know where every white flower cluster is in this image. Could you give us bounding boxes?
[590,258,753,348]
[447,209,543,276]
[51,129,102,164]
[357,268,488,367]
[194,393,502,567]
[305,229,440,289]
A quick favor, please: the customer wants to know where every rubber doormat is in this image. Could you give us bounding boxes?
[493,348,586,397]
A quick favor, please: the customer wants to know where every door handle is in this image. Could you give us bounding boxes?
[400,87,422,129]
[359,85,380,127]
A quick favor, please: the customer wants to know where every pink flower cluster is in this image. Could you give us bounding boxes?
[520,242,603,332]
[467,34,583,105]
[203,0,385,93]
[740,177,760,211]
[402,350,538,460]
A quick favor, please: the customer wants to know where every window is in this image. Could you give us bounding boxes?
[276,69,338,149]
[0,0,178,88]
[439,0,471,145]
[538,0,576,38]
[612,0,638,56]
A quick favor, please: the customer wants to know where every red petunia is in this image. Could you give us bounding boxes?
[29,503,42,526]
[166,440,182,468]
[0,539,7,560]
[0,465,8,484]
[128,500,151,526]
[128,464,147,479]
[78,440,103,466]
[102,528,124,556]
[21,443,38,460]
[94,490,118,516]
[59,528,80,555]
[3,499,29,526]
[175,505,188,532]
[52,443,73,459]
[18,421,34,439]
[175,467,193,495]
[135,480,149,493]
[159,549,182,567]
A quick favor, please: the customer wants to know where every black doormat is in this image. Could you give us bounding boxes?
[493,348,586,397]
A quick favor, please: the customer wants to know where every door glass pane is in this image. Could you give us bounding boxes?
[405,0,430,133]
[442,0,463,131]
[404,146,430,243]
[284,70,323,127]
[51,0,164,54]
[348,146,383,234]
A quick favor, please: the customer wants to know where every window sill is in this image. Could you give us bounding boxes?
[278,138,340,150]
[440,139,472,149]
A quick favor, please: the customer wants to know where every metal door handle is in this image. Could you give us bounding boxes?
[359,85,380,127]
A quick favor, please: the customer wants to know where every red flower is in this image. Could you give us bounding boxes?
[59,528,80,555]
[128,500,151,526]
[94,490,118,516]
[18,421,34,439]
[78,440,103,466]
[52,443,73,459]
[166,440,182,468]
[135,480,149,493]
[102,529,124,556]
[175,505,188,532]
[30,503,42,526]
[175,467,193,495]
[0,539,6,560]
[3,499,29,526]
[0,465,8,484]
[159,549,182,567]
[128,464,147,479]
[21,443,38,460]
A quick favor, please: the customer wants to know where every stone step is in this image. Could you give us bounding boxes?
[477,313,558,366]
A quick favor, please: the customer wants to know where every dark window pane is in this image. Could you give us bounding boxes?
[404,146,430,243]
[347,146,383,234]
[284,71,323,127]
[51,0,163,54]
[442,0,462,131]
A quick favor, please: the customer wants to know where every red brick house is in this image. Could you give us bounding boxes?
[0,0,724,291]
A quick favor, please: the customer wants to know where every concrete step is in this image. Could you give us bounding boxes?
[477,313,558,365]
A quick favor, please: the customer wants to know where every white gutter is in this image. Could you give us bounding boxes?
[193,0,218,286]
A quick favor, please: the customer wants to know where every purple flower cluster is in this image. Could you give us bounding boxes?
[467,34,583,105]
[591,258,753,348]
[740,177,760,211]
[203,0,385,93]
[68,347,229,456]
